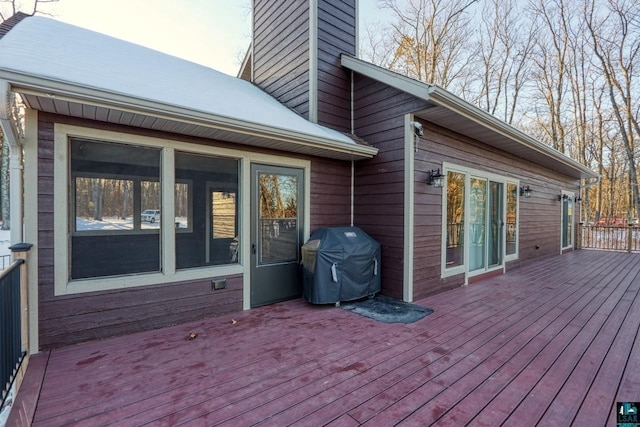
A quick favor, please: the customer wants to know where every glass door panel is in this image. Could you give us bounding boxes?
[469,178,487,272]
[506,183,518,256]
[446,171,465,268]
[562,196,573,248]
[488,181,504,267]
[250,164,304,307]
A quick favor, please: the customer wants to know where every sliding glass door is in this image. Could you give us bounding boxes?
[442,164,517,280]
[469,179,504,274]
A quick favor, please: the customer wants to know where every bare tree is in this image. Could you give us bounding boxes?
[378,0,478,89]
[471,0,536,125]
[586,0,640,220]
[0,0,58,21]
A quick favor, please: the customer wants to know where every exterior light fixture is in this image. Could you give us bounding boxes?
[558,194,570,201]
[520,185,532,198]
[575,195,582,203]
[428,168,445,188]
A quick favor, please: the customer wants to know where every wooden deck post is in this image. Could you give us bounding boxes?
[628,223,633,253]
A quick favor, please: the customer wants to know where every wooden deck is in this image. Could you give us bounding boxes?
[11,250,640,426]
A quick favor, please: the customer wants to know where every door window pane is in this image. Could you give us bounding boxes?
[488,181,503,267]
[470,178,487,272]
[562,196,573,248]
[258,172,299,265]
[446,171,465,268]
[506,183,518,256]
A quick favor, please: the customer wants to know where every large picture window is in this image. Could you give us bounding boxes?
[70,141,241,279]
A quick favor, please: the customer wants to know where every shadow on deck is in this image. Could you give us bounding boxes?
[9,250,640,426]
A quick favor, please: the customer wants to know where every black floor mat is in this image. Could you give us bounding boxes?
[341,295,433,323]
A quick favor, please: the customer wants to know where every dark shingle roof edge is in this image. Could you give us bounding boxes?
[0,12,30,39]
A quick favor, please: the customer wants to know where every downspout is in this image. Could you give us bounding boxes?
[0,80,23,246]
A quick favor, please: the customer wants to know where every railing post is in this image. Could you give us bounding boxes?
[9,243,33,372]
[9,243,32,358]
[628,223,633,253]
[577,223,583,250]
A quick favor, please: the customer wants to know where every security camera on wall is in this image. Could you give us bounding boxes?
[411,121,424,137]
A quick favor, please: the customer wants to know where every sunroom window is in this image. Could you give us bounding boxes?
[70,139,161,279]
[175,152,239,269]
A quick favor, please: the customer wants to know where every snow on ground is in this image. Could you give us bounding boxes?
[76,216,188,231]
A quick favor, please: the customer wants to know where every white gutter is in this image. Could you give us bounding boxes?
[0,79,23,245]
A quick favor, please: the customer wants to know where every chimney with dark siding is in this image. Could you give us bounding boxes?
[251,0,356,133]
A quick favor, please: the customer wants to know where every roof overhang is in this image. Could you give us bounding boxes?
[341,54,598,180]
[4,72,377,161]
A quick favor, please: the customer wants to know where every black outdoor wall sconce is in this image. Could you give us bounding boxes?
[520,185,532,198]
[428,168,445,188]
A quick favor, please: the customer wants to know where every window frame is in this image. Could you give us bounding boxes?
[71,171,163,236]
[53,123,245,296]
[54,124,310,296]
[440,162,520,279]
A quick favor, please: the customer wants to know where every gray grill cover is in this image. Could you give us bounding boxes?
[302,227,381,304]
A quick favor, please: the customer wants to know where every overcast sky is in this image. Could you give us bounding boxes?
[40,0,389,76]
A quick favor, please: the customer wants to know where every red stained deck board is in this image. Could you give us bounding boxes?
[14,250,639,427]
[469,264,635,425]
[534,261,640,426]
[283,275,589,426]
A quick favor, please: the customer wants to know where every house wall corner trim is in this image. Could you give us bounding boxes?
[308,0,318,124]
[24,108,38,354]
[403,114,414,302]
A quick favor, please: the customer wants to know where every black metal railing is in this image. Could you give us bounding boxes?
[1,259,25,408]
[580,225,640,253]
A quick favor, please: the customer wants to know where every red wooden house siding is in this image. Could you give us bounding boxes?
[352,76,431,300]
[35,113,352,349]
[413,122,580,299]
[316,0,356,132]
[253,0,311,119]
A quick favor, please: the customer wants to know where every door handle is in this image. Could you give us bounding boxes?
[252,243,256,254]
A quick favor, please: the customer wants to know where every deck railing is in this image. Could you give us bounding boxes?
[579,224,640,253]
[1,259,25,408]
[0,254,11,271]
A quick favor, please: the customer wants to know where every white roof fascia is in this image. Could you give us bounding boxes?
[341,54,598,179]
[427,87,598,179]
[4,72,378,159]
[341,54,432,100]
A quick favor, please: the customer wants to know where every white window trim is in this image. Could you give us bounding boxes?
[54,123,310,296]
[440,162,520,280]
